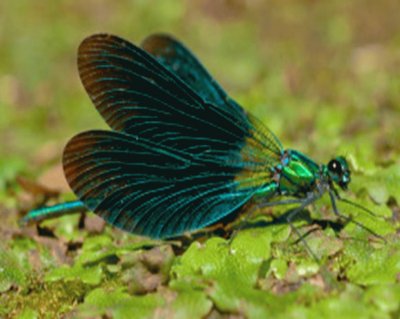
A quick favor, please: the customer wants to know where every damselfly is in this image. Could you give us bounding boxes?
[23,34,383,250]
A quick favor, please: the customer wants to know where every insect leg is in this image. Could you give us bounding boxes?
[328,190,386,242]
[285,197,320,262]
[336,195,385,219]
[234,194,321,261]
[229,198,306,240]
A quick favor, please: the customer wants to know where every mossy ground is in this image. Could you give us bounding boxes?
[1,1,400,318]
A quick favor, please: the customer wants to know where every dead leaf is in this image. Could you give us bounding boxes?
[38,164,70,193]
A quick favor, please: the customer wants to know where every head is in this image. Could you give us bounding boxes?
[327,156,351,190]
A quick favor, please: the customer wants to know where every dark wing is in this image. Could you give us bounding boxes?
[141,34,241,113]
[78,34,250,151]
[63,130,260,238]
[65,34,283,238]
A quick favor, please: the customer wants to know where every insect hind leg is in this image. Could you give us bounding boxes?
[284,196,321,262]
[229,194,322,262]
[228,198,307,241]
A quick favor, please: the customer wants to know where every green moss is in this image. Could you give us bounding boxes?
[1,277,89,318]
[0,246,27,293]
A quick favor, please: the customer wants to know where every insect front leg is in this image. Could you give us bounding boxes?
[328,190,386,242]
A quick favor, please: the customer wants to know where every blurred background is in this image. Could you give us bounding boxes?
[1,0,399,194]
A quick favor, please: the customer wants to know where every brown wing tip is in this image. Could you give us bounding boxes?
[62,130,99,184]
[78,34,108,73]
[78,33,130,62]
[79,33,113,53]
[77,33,129,93]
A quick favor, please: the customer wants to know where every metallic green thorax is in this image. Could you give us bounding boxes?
[254,149,324,199]
[278,150,321,196]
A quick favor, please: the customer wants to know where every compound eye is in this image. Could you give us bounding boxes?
[328,159,343,174]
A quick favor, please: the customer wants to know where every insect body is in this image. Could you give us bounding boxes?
[24,34,370,240]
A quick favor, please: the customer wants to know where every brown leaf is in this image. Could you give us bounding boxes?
[33,235,72,265]
[122,263,164,294]
[121,246,175,294]
[17,176,59,197]
[38,164,71,193]
[84,214,106,234]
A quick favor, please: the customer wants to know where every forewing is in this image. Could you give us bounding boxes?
[63,130,258,238]
[78,34,243,145]
[141,34,240,111]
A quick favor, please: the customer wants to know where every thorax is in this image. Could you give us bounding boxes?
[273,149,322,197]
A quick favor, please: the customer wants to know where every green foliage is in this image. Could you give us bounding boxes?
[78,287,164,319]
[342,240,400,285]
[0,246,26,293]
[16,308,38,319]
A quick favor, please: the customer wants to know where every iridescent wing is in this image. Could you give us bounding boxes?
[64,130,261,238]
[141,34,240,113]
[65,34,283,238]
